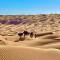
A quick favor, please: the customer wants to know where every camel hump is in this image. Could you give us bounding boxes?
[18,33,23,36]
[23,31,30,35]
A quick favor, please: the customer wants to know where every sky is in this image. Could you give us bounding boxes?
[0,0,60,15]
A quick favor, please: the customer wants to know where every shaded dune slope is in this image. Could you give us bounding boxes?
[0,46,60,60]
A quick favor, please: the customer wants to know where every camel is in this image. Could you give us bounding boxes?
[23,31,30,38]
[35,32,53,38]
[17,31,30,42]
[17,31,34,42]
[18,31,53,39]
[18,31,30,39]
[18,32,23,38]
[23,31,34,38]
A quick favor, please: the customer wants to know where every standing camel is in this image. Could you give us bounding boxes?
[15,32,24,42]
[23,31,30,38]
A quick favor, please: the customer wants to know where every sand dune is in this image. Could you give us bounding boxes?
[0,46,60,60]
[0,14,60,60]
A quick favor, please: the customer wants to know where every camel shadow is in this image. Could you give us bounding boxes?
[14,37,25,42]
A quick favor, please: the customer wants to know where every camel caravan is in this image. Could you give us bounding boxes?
[15,30,54,42]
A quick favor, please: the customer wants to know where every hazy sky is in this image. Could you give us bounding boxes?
[0,0,60,15]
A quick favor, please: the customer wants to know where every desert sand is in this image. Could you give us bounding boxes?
[0,46,60,60]
[0,14,60,60]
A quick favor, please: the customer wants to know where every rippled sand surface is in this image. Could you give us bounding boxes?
[0,14,60,60]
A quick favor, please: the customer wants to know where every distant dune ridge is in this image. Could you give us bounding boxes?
[0,14,60,60]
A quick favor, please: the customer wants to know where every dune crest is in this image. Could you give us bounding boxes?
[0,14,60,60]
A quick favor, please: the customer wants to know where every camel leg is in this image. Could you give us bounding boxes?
[35,34,37,38]
[24,34,25,38]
